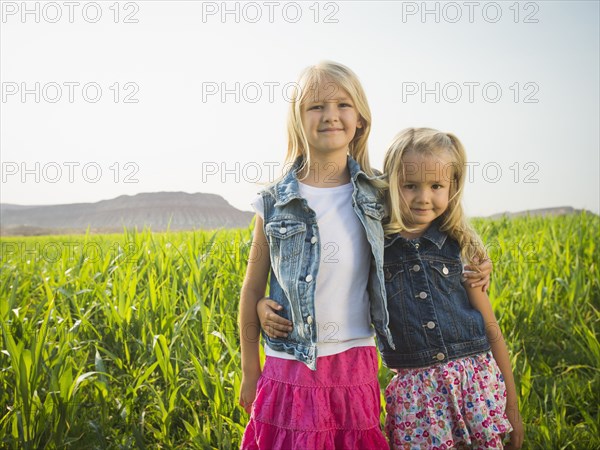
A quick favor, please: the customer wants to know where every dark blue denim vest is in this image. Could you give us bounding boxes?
[261,155,395,370]
[377,218,490,369]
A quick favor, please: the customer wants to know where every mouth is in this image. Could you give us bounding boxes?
[411,209,431,214]
[318,128,343,132]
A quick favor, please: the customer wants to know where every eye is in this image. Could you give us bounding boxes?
[339,102,353,108]
[307,105,323,111]
[432,184,444,190]
[402,184,416,190]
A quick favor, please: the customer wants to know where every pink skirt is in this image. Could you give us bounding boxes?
[241,346,389,450]
[385,352,512,450]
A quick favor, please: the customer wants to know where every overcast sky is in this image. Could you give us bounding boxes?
[1,1,598,217]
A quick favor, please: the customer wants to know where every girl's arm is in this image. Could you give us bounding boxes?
[464,283,524,450]
[238,215,271,414]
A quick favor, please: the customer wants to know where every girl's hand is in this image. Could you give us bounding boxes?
[257,297,293,338]
[464,257,493,292]
[239,371,261,414]
[504,406,524,449]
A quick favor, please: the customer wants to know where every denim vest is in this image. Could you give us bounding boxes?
[377,219,490,369]
[261,155,395,370]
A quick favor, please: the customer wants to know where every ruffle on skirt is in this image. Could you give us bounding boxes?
[385,351,512,450]
[241,346,389,450]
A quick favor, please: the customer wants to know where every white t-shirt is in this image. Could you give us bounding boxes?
[252,181,375,359]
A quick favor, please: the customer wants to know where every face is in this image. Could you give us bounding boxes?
[398,152,453,232]
[300,81,363,158]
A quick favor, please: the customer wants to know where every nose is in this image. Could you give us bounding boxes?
[414,188,430,204]
[322,103,339,123]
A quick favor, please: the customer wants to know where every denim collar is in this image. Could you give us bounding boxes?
[384,217,448,250]
[273,154,375,206]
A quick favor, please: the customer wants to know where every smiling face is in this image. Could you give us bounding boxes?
[300,81,363,158]
[399,152,454,232]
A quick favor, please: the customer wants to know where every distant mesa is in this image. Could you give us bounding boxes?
[0,192,254,236]
[485,206,596,220]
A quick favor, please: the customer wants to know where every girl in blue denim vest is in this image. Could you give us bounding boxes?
[238,61,394,449]
[380,128,524,449]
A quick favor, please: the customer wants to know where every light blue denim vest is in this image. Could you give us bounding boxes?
[378,218,491,369]
[260,155,395,370]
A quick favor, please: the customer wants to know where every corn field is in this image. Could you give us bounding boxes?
[0,213,598,449]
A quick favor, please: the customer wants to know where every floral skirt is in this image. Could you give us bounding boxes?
[385,352,512,450]
[241,346,389,450]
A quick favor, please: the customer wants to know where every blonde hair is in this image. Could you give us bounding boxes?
[383,127,486,263]
[284,61,380,180]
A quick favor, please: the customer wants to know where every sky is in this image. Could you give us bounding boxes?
[1,0,599,217]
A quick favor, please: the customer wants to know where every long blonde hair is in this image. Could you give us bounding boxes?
[285,61,380,179]
[383,127,486,263]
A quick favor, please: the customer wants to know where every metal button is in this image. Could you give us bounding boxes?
[311,236,317,244]
[418,291,427,299]
[305,274,313,283]
[279,227,287,234]
[442,265,449,275]
[426,321,436,329]
[413,264,420,272]
[385,269,392,281]
[415,243,420,249]
[307,316,313,325]
[436,352,445,361]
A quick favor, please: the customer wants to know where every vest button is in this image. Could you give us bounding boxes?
[307,315,313,325]
[418,291,427,299]
[311,236,317,244]
[279,227,287,234]
[413,264,420,272]
[426,321,436,329]
[305,274,313,283]
[436,352,445,361]
[384,269,392,281]
[415,243,420,249]
[442,265,449,275]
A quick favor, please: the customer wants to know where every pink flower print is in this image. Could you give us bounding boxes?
[433,396,440,402]
[446,440,454,446]
[490,410,496,417]
[398,422,406,431]
[443,370,449,377]
[454,378,460,385]
[423,430,430,437]
[404,401,411,409]
[475,432,482,439]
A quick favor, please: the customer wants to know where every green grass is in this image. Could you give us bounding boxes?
[1,213,598,449]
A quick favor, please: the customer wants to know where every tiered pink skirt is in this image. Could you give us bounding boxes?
[241,346,389,450]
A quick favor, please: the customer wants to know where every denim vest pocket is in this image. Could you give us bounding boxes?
[384,263,405,301]
[265,219,306,297]
[265,220,306,267]
[430,260,462,294]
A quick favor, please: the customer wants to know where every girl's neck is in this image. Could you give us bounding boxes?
[299,151,350,188]
[399,224,430,240]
